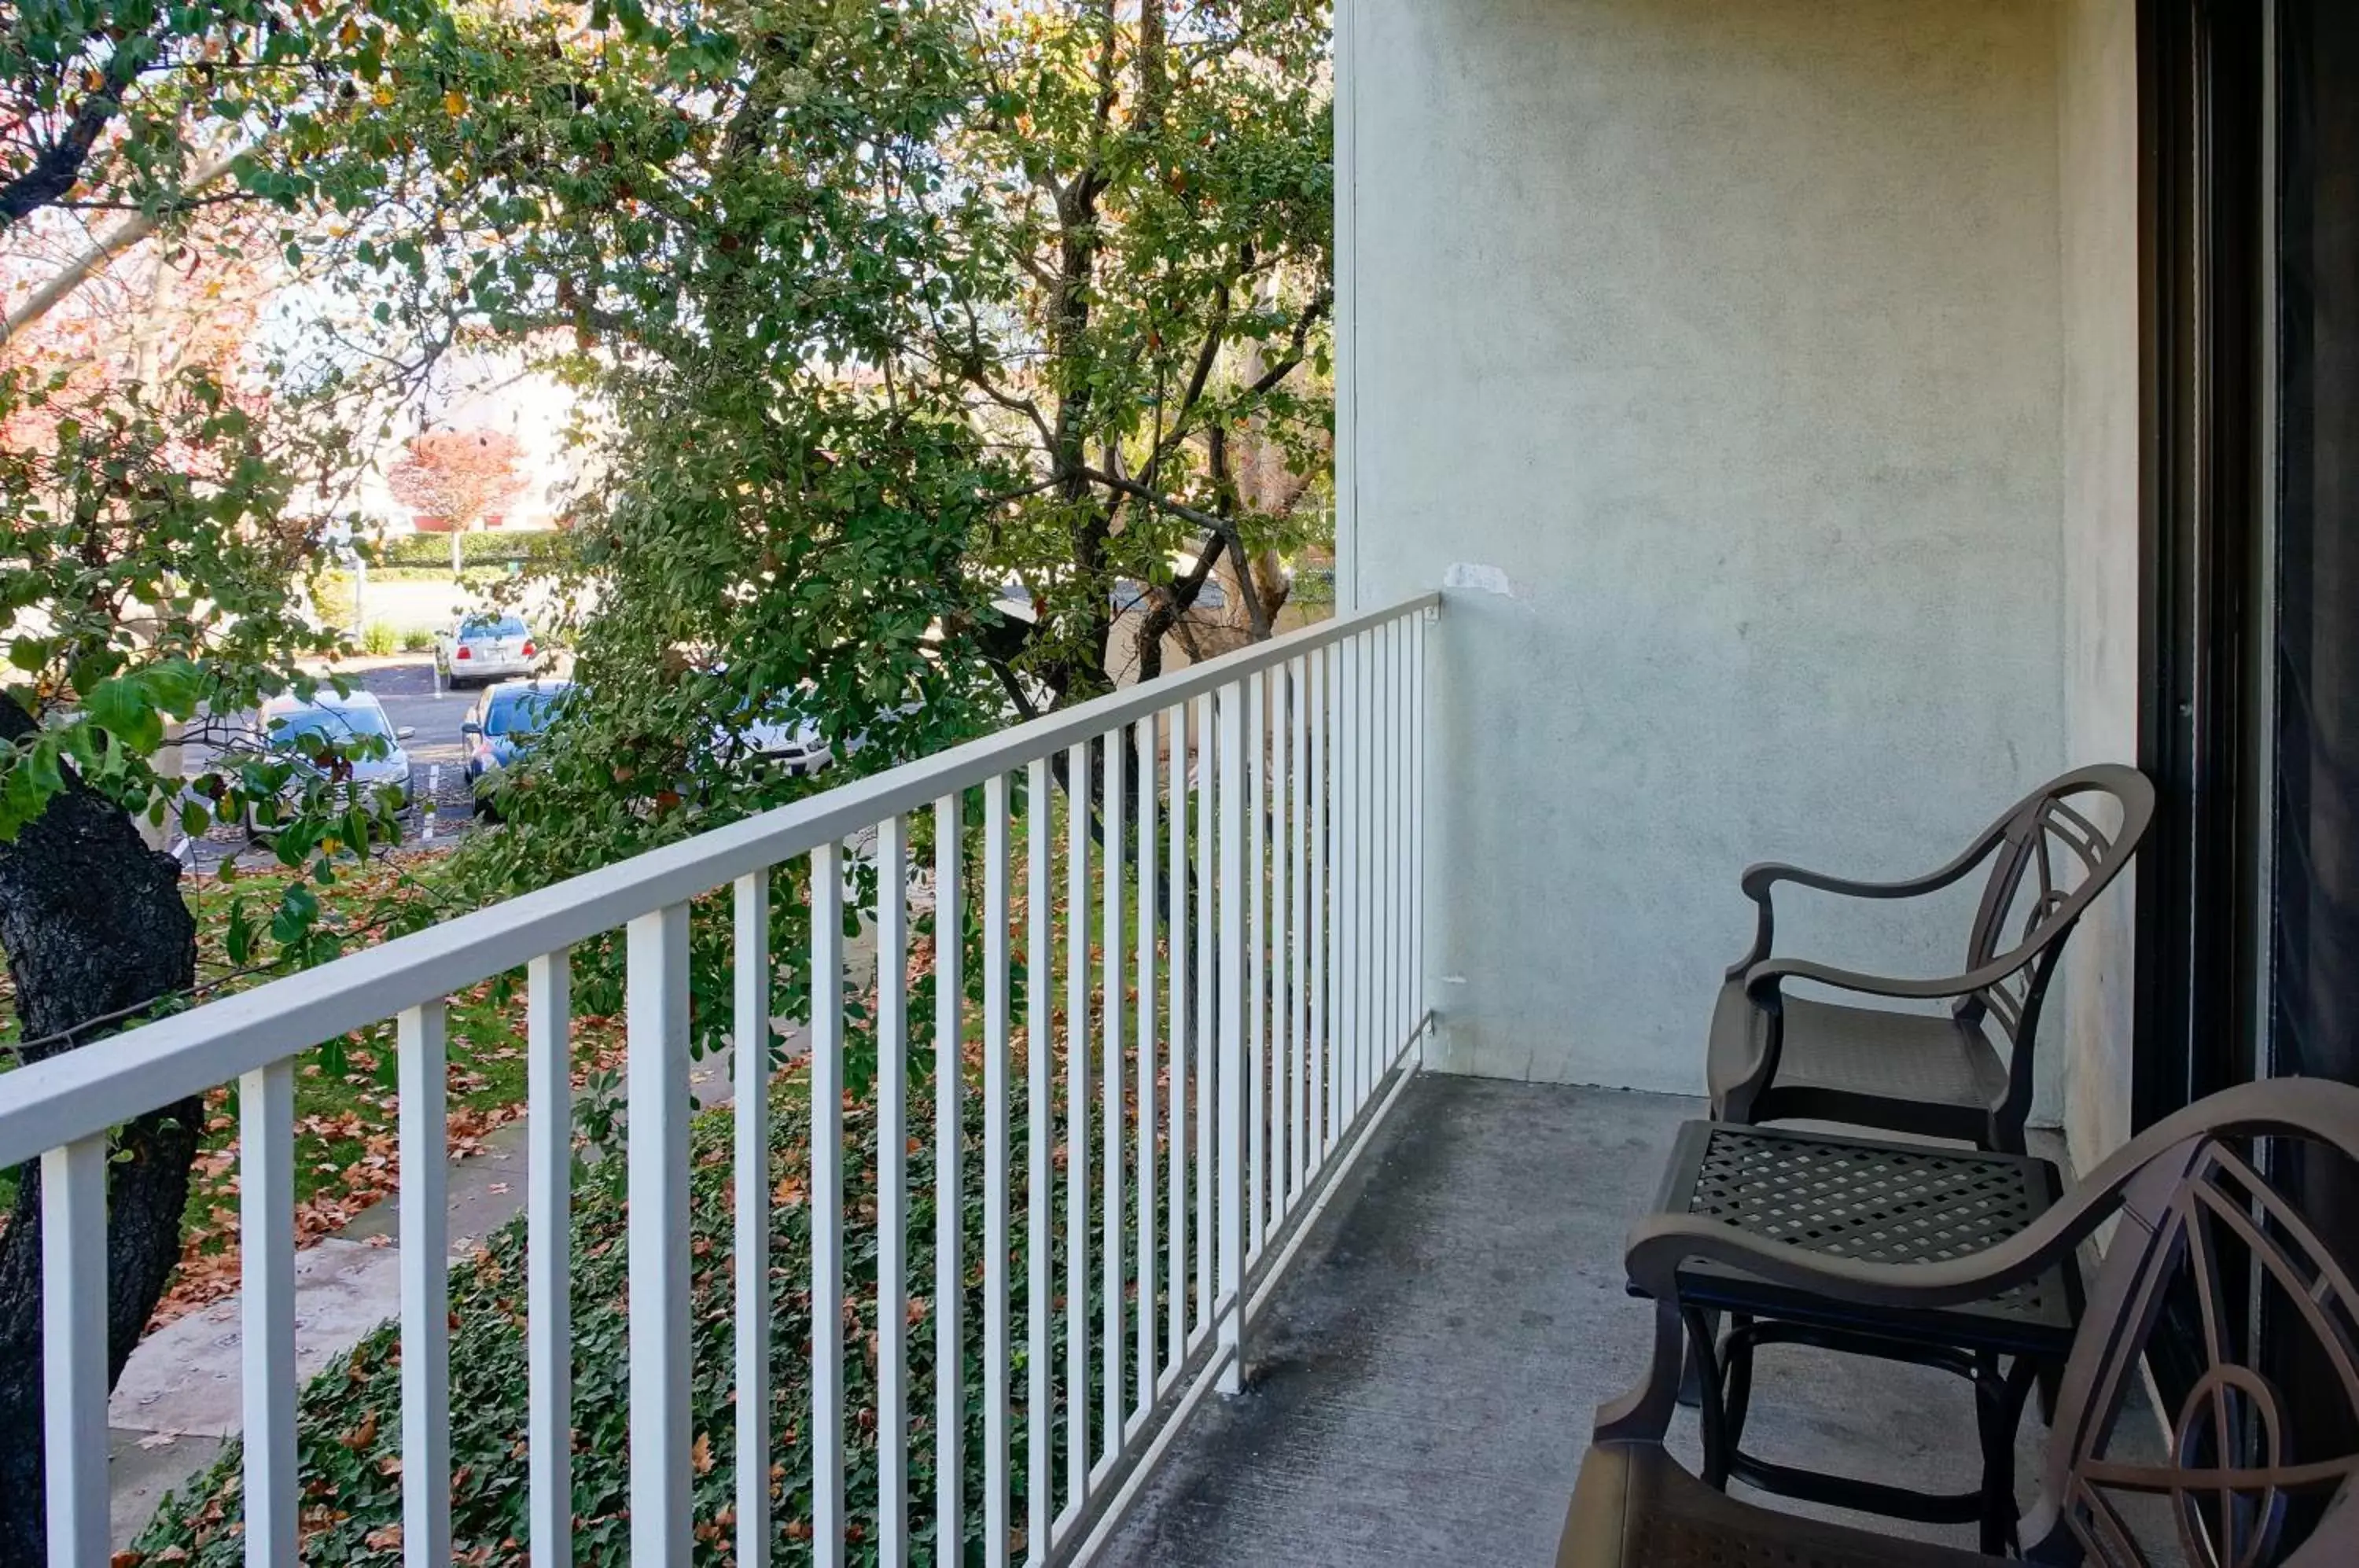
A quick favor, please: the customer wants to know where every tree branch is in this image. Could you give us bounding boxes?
[1076,464,1231,539]
[2,148,248,346]
[0,29,154,226]
[1246,287,1333,397]
[1131,529,1228,683]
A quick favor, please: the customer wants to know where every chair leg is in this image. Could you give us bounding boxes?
[2036,1356,2063,1425]
[1722,1313,1757,1454]
[1678,1308,1721,1408]
[1681,1306,1734,1489]
[1974,1353,2039,1555]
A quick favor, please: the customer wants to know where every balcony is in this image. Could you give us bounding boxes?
[7,592,2095,1566]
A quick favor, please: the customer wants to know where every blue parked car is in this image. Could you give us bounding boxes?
[461,679,574,817]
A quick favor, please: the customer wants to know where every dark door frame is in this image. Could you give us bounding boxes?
[2135,0,2271,1408]
[2135,0,2269,1137]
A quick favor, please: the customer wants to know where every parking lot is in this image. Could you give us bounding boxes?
[177,654,497,863]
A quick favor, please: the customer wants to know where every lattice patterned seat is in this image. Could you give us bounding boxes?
[1559,1080,2359,1568]
[1666,1124,2076,1346]
[1709,764,2154,1154]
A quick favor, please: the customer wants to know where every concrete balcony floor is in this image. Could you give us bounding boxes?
[1101,1075,2082,1566]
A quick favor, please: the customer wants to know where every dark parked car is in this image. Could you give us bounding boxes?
[462,679,574,816]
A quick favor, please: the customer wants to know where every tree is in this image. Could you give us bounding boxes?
[385,425,527,574]
[0,6,454,1556]
[220,0,1339,1091]
[318,0,1331,812]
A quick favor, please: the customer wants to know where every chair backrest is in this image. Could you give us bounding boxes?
[1956,766,2155,1091]
[2024,1084,2359,1566]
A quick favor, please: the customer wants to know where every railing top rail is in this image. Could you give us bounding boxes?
[0,592,1437,1166]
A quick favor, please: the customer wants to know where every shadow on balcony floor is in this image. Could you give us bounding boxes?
[1097,1074,2077,1567]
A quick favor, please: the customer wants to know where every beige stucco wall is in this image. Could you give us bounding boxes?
[1342,0,2077,1095]
[2057,0,2143,1172]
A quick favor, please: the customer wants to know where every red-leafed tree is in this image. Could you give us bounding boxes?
[385,427,528,572]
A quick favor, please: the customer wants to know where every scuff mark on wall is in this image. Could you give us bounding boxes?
[1443,562,1515,598]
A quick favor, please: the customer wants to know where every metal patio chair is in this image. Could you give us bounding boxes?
[1555,1077,2359,1567]
[1710,764,2155,1154]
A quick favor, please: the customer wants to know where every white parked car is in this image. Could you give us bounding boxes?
[251,690,414,808]
[434,613,539,688]
[707,701,832,776]
[702,673,920,778]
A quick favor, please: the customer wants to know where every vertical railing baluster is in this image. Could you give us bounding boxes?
[1358,628,1378,1105]
[1167,701,1188,1372]
[876,819,911,1568]
[626,908,691,1566]
[528,952,574,1568]
[1063,740,1091,1518]
[1334,635,1349,1128]
[1396,619,1413,1062]
[1367,624,1381,1090]
[1311,646,1332,1167]
[1025,755,1051,1565]
[1380,621,1396,1065]
[983,774,1013,1568]
[42,1134,110,1568]
[1387,622,1406,1066]
[933,793,966,1563]
[1337,634,1358,1124]
[731,874,771,1568]
[1137,714,1162,1412]
[398,1002,451,1568]
[812,843,846,1567]
[237,1062,295,1568]
[1100,727,1125,1463]
[1360,629,1375,1103]
[1192,690,1214,1342]
[1289,655,1309,1205]
[39,1174,99,1563]
[1414,613,1429,1044]
[1269,664,1290,1229]
[1379,620,1397,1070]
[1247,671,1267,1259]
[1216,683,1247,1393]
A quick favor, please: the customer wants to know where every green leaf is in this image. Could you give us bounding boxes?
[223,900,256,966]
[82,675,165,753]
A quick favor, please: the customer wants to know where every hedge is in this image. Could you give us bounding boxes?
[367,531,573,571]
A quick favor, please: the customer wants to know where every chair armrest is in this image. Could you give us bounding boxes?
[1740,852,1990,905]
[1728,837,2005,974]
[1742,949,2037,1007]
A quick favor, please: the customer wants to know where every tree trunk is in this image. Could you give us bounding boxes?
[0,695,201,1566]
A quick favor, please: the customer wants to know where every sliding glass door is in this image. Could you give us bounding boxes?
[2140,0,2359,1468]
[2267,0,2359,1464]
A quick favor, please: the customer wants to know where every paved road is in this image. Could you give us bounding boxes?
[366,656,474,770]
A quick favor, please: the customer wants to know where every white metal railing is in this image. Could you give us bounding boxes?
[4,591,1438,1567]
